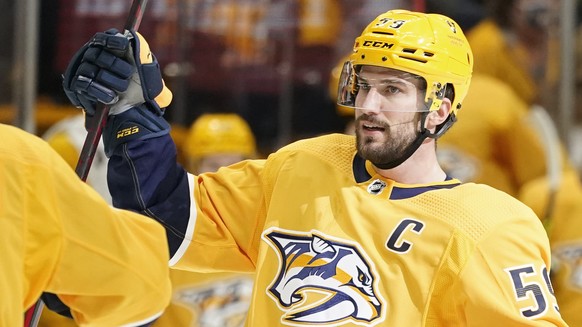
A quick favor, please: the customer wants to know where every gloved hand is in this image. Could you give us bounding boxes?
[63,28,172,116]
[62,29,173,156]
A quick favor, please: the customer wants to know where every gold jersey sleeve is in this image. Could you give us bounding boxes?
[519,171,582,326]
[0,124,171,326]
[175,133,566,326]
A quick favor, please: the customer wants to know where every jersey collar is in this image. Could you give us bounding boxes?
[352,153,461,199]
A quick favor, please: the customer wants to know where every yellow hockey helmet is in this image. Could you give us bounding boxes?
[184,113,256,159]
[340,10,473,115]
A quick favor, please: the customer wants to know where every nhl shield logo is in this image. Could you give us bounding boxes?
[367,179,386,195]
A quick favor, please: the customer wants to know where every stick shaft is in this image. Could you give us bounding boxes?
[76,0,148,181]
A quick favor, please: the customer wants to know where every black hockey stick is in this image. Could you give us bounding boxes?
[75,0,149,180]
[23,1,149,326]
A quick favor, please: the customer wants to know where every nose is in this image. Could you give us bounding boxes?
[359,88,383,114]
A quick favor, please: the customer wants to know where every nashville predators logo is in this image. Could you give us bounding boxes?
[263,229,385,326]
[174,276,254,327]
[553,243,582,291]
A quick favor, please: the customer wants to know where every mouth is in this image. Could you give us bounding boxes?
[361,121,386,134]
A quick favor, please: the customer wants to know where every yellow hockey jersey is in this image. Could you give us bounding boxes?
[0,123,171,326]
[519,171,582,327]
[438,75,582,326]
[42,114,111,204]
[153,270,254,327]
[113,133,565,326]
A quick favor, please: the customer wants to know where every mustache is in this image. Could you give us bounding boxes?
[356,114,417,128]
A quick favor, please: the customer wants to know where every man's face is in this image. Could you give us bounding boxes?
[354,66,424,165]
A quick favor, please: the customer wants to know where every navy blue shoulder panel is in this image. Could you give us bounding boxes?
[390,176,461,200]
[107,134,190,256]
[352,153,372,183]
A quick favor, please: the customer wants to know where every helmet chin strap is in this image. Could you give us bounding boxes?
[371,112,456,170]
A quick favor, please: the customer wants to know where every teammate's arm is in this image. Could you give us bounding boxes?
[3,125,172,326]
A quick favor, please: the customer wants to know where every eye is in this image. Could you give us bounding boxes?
[383,85,401,95]
[357,266,370,284]
[357,81,371,91]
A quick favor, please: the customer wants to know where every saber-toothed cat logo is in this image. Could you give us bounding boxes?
[263,229,385,326]
[173,276,253,327]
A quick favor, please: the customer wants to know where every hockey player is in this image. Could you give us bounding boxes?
[156,113,257,327]
[467,0,556,106]
[62,10,568,325]
[332,55,582,326]
[183,113,258,173]
[0,123,171,326]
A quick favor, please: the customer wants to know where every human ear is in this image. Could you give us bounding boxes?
[426,98,452,129]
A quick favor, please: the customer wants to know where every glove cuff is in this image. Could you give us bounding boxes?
[128,30,173,115]
[103,104,170,157]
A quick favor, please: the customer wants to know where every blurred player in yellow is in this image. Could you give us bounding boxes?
[154,113,257,327]
[63,11,568,325]
[467,0,558,106]
[437,75,558,196]
[519,169,582,327]
[183,113,258,174]
[0,123,171,326]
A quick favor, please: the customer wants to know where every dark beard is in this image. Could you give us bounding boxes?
[355,114,419,167]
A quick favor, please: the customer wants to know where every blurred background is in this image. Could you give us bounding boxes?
[2,0,582,171]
